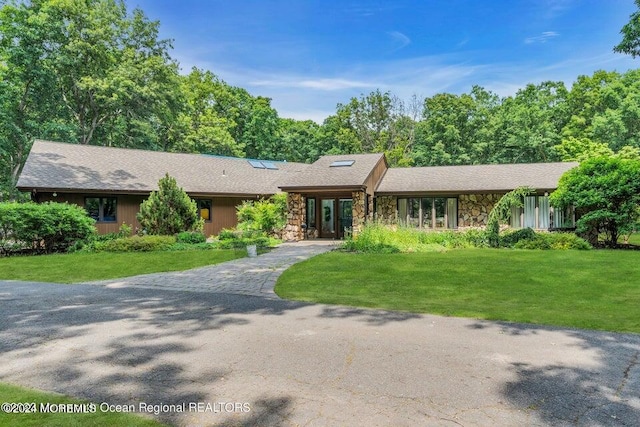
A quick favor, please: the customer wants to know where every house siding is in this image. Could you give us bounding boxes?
[36,192,246,237]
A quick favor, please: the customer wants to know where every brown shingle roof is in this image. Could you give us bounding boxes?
[17,140,309,195]
[278,153,385,190]
[375,162,578,194]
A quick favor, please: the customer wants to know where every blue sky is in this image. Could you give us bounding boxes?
[131,0,639,122]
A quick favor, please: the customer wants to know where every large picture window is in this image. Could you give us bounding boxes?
[85,197,117,222]
[397,197,458,229]
[511,195,572,229]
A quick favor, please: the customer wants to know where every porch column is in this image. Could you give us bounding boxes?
[351,190,366,236]
[284,192,304,241]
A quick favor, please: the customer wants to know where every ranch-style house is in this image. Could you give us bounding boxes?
[17,140,578,240]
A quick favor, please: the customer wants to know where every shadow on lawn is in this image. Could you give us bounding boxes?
[0,280,418,425]
[467,320,640,425]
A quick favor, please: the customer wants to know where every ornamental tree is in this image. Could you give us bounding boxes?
[137,174,203,235]
[550,156,640,247]
[485,186,535,247]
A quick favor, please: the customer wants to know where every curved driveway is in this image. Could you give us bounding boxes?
[0,243,639,426]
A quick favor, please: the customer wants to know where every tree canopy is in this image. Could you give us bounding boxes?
[3,0,640,201]
[614,0,640,57]
[550,156,640,247]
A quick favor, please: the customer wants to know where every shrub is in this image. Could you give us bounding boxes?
[137,173,203,235]
[214,228,274,249]
[514,232,591,250]
[236,193,287,235]
[94,223,133,242]
[0,202,95,255]
[499,227,536,248]
[176,231,207,244]
[168,242,216,251]
[97,235,176,252]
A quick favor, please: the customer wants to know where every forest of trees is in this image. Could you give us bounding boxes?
[1,0,640,199]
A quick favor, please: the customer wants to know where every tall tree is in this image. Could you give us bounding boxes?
[488,81,568,163]
[335,90,418,166]
[0,0,180,146]
[413,86,498,166]
[614,0,640,57]
[242,96,281,160]
[171,68,243,156]
[550,156,640,247]
[278,118,322,163]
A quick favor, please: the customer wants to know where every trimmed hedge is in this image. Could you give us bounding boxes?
[0,202,95,255]
[514,232,591,250]
[92,235,176,252]
[176,231,207,244]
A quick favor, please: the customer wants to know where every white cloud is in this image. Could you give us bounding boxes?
[387,31,411,50]
[249,78,377,91]
[524,31,560,44]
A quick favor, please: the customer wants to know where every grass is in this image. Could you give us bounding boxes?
[276,249,640,333]
[0,382,167,426]
[625,233,640,245]
[0,249,245,283]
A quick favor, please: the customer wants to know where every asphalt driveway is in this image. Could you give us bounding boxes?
[0,260,639,426]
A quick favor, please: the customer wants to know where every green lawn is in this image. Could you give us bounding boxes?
[276,249,640,333]
[0,382,167,426]
[626,233,640,245]
[0,249,244,283]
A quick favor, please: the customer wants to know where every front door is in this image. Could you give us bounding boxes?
[320,199,336,238]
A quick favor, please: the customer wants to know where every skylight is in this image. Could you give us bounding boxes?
[248,160,265,169]
[261,161,278,170]
[248,160,279,170]
[330,160,355,167]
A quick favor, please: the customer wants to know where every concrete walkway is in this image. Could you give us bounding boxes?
[85,240,337,298]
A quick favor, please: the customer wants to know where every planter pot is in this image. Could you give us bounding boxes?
[246,244,257,258]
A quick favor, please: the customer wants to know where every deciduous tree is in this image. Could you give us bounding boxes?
[550,156,640,247]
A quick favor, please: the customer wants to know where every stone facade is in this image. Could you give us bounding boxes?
[283,193,304,241]
[375,196,397,223]
[457,193,503,227]
[367,193,374,222]
[352,190,367,235]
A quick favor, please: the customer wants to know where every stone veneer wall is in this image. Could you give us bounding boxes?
[458,193,504,227]
[352,190,367,235]
[283,193,304,241]
[376,196,397,223]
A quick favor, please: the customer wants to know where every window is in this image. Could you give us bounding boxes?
[85,197,117,222]
[447,198,458,229]
[397,197,458,229]
[524,196,537,228]
[306,198,316,228]
[408,198,420,227]
[538,196,550,229]
[421,198,433,228]
[515,195,553,229]
[552,205,575,228]
[196,199,212,222]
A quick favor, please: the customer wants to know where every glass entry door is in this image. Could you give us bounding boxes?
[339,199,353,237]
[320,199,336,238]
